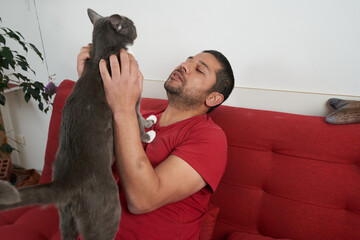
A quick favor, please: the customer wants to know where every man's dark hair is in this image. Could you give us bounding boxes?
[203,50,235,113]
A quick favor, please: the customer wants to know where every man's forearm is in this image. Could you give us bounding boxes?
[113,110,160,213]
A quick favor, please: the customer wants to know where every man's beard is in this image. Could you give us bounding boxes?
[164,77,207,111]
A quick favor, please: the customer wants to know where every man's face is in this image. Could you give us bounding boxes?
[164,52,221,110]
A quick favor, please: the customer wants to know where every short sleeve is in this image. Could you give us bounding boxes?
[171,123,228,192]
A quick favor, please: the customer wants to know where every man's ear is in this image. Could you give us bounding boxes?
[206,92,224,108]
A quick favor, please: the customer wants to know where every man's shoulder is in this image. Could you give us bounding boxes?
[194,115,225,134]
[184,114,227,143]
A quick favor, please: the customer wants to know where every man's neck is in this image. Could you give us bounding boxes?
[159,104,206,127]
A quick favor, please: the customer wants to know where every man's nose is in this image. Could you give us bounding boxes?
[180,61,193,73]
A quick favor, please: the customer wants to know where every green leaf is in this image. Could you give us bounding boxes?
[8,59,16,70]
[16,57,29,71]
[42,92,50,101]
[0,34,5,45]
[29,43,43,61]
[0,143,15,154]
[10,73,19,80]
[2,75,9,83]
[0,56,5,68]
[0,57,9,69]
[15,31,24,40]
[24,92,31,102]
[30,87,40,100]
[3,28,28,52]
[1,46,14,62]
[21,74,31,82]
[34,81,44,89]
[4,28,20,42]
[0,93,5,105]
[0,81,8,92]
[0,22,51,113]
[20,82,29,92]
[18,41,28,52]
[15,54,27,62]
[11,73,28,82]
[38,101,43,111]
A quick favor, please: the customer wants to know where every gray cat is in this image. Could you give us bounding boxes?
[0,8,156,240]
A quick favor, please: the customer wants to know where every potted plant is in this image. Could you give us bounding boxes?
[0,16,54,159]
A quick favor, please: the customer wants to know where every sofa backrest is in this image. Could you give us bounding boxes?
[40,80,75,184]
[208,104,360,240]
[43,80,360,240]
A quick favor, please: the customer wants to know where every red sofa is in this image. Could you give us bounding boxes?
[1,79,360,240]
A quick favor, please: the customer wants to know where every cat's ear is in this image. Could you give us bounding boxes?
[87,8,102,25]
[110,14,123,31]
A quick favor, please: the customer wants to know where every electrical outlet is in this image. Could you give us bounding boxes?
[15,134,25,145]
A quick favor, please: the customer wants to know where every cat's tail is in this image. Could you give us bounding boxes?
[0,181,63,211]
[0,180,20,205]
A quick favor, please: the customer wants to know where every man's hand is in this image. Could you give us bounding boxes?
[77,43,92,78]
[99,49,143,114]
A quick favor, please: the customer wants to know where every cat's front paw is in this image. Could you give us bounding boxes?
[141,130,156,143]
[145,115,157,128]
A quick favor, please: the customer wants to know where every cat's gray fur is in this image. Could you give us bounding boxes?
[0,9,155,240]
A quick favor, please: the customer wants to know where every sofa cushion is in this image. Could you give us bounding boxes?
[208,105,360,239]
[200,204,220,240]
[0,206,59,240]
[227,232,291,240]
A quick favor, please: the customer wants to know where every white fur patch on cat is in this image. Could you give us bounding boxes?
[144,130,156,143]
[127,46,134,56]
[146,115,157,124]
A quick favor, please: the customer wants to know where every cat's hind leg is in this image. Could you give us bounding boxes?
[76,193,121,240]
[58,204,79,240]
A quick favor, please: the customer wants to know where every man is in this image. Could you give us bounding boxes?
[77,46,234,239]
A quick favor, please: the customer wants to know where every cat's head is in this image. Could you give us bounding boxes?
[87,8,137,49]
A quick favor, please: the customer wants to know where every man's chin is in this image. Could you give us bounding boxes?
[164,81,182,96]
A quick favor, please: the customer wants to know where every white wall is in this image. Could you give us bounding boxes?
[34,0,360,95]
[0,0,359,170]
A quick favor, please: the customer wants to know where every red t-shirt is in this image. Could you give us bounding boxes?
[114,110,228,240]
